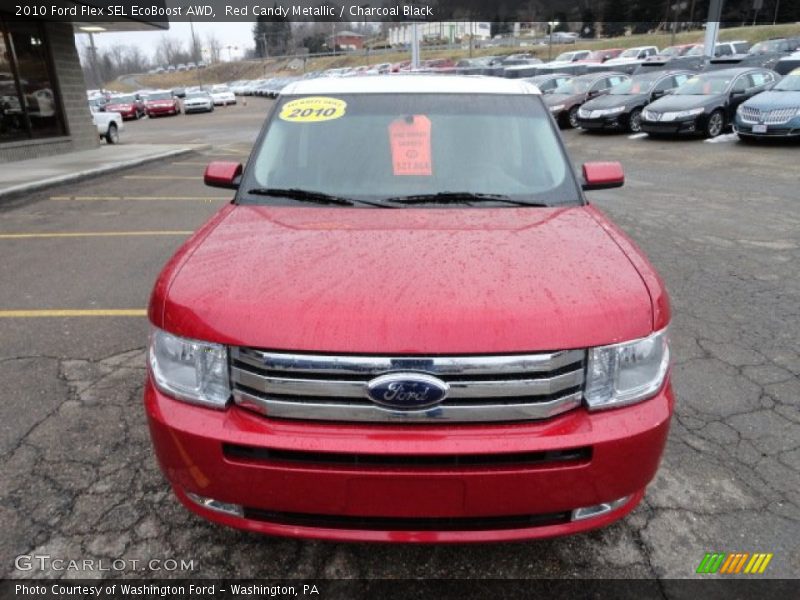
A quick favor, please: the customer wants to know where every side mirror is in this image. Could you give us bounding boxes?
[582,161,625,191]
[204,161,242,189]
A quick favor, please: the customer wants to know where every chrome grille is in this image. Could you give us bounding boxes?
[231,348,586,423]
[740,106,798,125]
[739,106,761,123]
[763,108,798,124]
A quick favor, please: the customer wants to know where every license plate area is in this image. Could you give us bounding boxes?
[753,124,768,133]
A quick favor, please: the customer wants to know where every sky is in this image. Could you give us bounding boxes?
[75,22,257,62]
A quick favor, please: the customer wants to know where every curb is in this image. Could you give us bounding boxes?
[0,144,212,201]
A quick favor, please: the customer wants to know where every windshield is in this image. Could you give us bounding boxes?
[554,52,575,62]
[750,40,783,54]
[674,74,732,95]
[212,85,230,92]
[110,95,135,103]
[660,46,682,57]
[619,48,642,58]
[610,76,656,95]
[147,92,172,101]
[686,45,705,56]
[774,73,800,91]
[187,92,209,99]
[553,78,591,95]
[242,94,579,208]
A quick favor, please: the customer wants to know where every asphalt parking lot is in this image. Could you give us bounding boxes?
[1,96,798,581]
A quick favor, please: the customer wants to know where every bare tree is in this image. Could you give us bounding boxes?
[205,31,223,64]
[155,35,184,66]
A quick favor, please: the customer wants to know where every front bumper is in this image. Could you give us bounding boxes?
[147,105,178,116]
[734,120,800,138]
[641,116,702,135]
[184,104,212,113]
[145,375,673,543]
[577,114,627,131]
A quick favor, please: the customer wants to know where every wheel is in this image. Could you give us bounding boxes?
[105,123,119,144]
[627,108,643,133]
[567,106,580,129]
[705,110,724,138]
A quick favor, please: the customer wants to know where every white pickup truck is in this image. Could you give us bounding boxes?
[90,107,123,144]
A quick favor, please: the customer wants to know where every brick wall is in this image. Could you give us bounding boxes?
[0,22,98,163]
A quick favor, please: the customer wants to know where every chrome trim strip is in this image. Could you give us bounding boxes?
[233,389,583,423]
[231,367,584,399]
[231,347,585,376]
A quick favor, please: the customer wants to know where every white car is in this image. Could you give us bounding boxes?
[90,106,123,144]
[183,91,215,114]
[603,46,660,67]
[209,85,236,106]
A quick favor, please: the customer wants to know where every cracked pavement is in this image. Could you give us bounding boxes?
[0,102,798,581]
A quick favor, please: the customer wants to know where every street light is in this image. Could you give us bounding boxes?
[548,19,559,61]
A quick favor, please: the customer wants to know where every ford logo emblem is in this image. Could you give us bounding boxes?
[366,373,449,410]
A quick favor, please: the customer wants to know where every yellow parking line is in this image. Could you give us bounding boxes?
[0,309,147,318]
[122,175,200,180]
[50,196,224,201]
[0,231,192,239]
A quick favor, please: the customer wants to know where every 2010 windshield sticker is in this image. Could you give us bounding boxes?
[388,115,432,176]
[279,97,346,122]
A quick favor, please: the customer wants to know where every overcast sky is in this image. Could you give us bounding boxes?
[75,22,258,61]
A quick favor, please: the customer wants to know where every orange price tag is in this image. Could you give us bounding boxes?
[388,115,432,176]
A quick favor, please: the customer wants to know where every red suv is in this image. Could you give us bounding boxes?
[143,90,181,117]
[145,76,673,543]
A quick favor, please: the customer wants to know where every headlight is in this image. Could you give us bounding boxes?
[661,107,704,121]
[549,104,565,112]
[642,109,658,121]
[578,107,590,118]
[584,328,670,410]
[149,328,230,408]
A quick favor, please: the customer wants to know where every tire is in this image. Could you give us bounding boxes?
[705,110,724,138]
[567,106,580,129]
[628,108,643,133]
[105,123,119,144]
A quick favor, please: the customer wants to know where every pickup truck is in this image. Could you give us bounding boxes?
[90,107,122,144]
[145,75,673,543]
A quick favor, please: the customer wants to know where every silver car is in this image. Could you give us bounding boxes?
[183,91,214,114]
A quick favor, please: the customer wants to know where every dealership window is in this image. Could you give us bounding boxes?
[0,14,65,143]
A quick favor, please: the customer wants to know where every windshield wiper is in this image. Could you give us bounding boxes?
[384,192,547,207]
[245,187,389,208]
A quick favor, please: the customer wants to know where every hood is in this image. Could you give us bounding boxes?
[743,90,800,110]
[153,205,655,354]
[583,93,646,110]
[603,57,640,66]
[544,93,581,107]
[646,94,717,111]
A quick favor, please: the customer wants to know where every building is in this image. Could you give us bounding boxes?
[327,31,365,51]
[0,3,167,163]
[388,22,492,47]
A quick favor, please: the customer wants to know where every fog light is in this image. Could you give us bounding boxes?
[185,491,244,517]
[571,495,631,521]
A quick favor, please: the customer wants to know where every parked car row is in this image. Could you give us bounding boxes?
[149,62,207,74]
[534,65,799,141]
